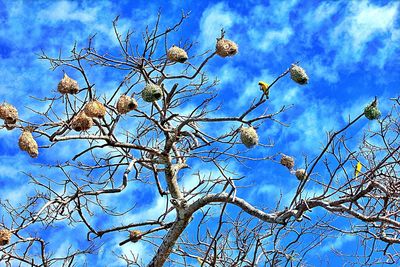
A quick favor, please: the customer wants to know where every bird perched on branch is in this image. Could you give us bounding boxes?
[354,161,362,178]
[258,81,270,99]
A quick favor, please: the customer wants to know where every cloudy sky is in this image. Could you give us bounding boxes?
[0,0,399,266]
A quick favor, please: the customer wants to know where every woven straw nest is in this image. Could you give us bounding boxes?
[18,130,38,158]
[240,126,259,148]
[129,230,142,243]
[117,95,138,114]
[84,100,106,118]
[295,169,307,181]
[364,100,381,120]
[289,64,308,85]
[280,154,294,170]
[167,46,188,63]
[58,73,79,94]
[142,83,162,102]
[216,38,238,57]
[0,229,11,246]
[0,102,18,125]
[70,111,93,132]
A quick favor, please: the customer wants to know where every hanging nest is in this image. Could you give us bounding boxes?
[0,102,18,124]
[57,73,79,94]
[18,130,39,158]
[84,100,106,118]
[295,169,307,181]
[117,95,138,114]
[0,229,11,246]
[280,154,295,170]
[290,64,308,85]
[167,46,188,63]
[364,100,381,120]
[70,111,93,132]
[142,83,162,102]
[216,38,238,57]
[129,230,142,243]
[240,126,259,148]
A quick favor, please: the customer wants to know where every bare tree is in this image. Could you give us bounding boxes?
[0,13,399,267]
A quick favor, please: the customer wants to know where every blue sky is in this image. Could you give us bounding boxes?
[0,0,399,266]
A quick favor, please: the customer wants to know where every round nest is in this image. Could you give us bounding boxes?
[58,73,79,94]
[364,102,381,120]
[18,130,38,158]
[280,154,295,170]
[0,102,18,124]
[290,64,308,85]
[240,127,259,148]
[70,112,93,132]
[117,95,138,114]
[0,229,11,246]
[142,83,162,102]
[295,169,307,181]
[216,38,238,57]
[129,230,142,243]
[167,46,188,63]
[84,100,106,118]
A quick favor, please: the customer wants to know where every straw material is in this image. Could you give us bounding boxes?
[117,95,138,114]
[280,154,295,170]
[0,229,11,246]
[84,100,106,118]
[216,38,238,57]
[240,127,259,148]
[58,73,79,94]
[295,169,307,180]
[0,103,18,124]
[70,112,93,132]
[167,46,188,63]
[18,130,39,158]
[290,64,308,85]
[129,230,142,243]
[142,83,162,102]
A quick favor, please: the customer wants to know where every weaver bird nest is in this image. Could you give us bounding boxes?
[280,154,295,170]
[0,229,11,246]
[142,83,162,102]
[364,100,381,120]
[216,38,238,57]
[70,111,93,132]
[0,102,18,125]
[129,230,142,243]
[295,169,307,181]
[290,64,308,85]
[84,100,106,118]
[18,130,38,158]
[167,46,188,63]
[240,126,259,148]
[57,73,79,94]
[117,95,138,114]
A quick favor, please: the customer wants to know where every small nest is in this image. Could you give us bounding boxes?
[117,95,138,114]
[167,46,188,63]
[240,127,259,148]
[280,154,294,170]
[70,111,93,132]
[18,130,39,158]
[290,64,308,85]
[216,38,238,57]
[142,83,162,102]
[129,230,142,243]
[0,229,11,246]
[84,100,106,118]
[364,100,381,120]
[57,73,79,94]
[0,102,18,124]
[295,169,307,181]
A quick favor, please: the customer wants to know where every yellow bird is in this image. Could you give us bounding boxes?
[354,161,362,178]
[258,81,270,99]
